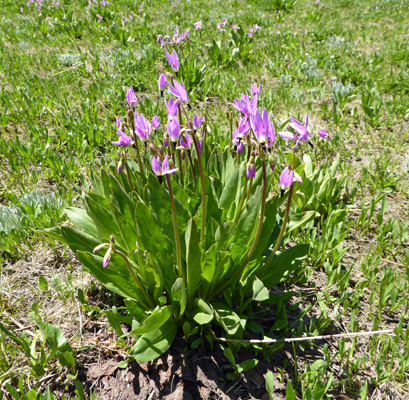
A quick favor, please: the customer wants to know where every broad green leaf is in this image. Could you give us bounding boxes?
[237,359,258,373]
[109,173,135,221]
[213,302,241,335]
[65,207,100,238]
[36,226,68,245]
[219,166,240,214]
[286,381,296,400]
[134,201,173,267]
[124,305,174,336]
[35,321,72,355]
[185,218,202,304]
[124,299,147,322]
[171,277,187,316]
[110,203,138,252]
[201,244,217,298]
[286,211,316,235]
[192,298,214,325]
[252,276,269,302]
[77,251,149,307]
[129,319,177,362]
[62,227,100,254]
[260,244,309,288]
[265,371,274,400]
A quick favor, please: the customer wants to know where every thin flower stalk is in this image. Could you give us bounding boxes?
[258,184,294,276]
[165,174,183,279]
[115,249,156,309]
[191,130,206,244]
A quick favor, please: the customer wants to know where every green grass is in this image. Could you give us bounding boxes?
[0,0,408,398]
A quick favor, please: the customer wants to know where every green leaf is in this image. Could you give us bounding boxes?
[213,303,241,335]
[134,201,173,267]
[265,371,274,400]
[192,298,214,325]
[219,166,240,213]
[286,211,317,235]
[38,275,49,292]
[129,319,177,362]
[237,359,258,373]
[124,299,147,322]
[61,227,100,255]
[185,218,202,304]
[110,203,138,252]
[35,321,72,355]
[260,244,309,288]
[77,251,148,306]
[252,276,269,302]
[124,305,174,336]
[286,381,296,400]
[65,207,100,238]
[171,277,186,316]
[201,244,217,298]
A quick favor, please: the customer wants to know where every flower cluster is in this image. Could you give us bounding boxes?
[157,30,191,47]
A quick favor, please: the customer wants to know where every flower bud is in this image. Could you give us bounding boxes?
[93,243,108,253]
[158,145,165,157]
[168,158,175,170]
[163,133,170,147]
[158,73,167,92]
[187,119,194,130]
[103,246,113,268]
[149,143,158,156]
[246,161,256,179]
[268,155,275,171]
[117,160,124,175]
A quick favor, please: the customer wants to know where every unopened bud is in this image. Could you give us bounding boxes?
[117,160,124,175]
[103,246,113,268]
[187,119,194,130]
[268,155,275,171]
[158,145,165,157]
[168,159,175,169]
[93,243,108,253]
[149,143,158,156]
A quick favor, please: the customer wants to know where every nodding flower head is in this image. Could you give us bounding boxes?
[126,87,138,108]
[134,112,152,141]
[246,158,256,179]
[251,82,261,97]
[158,73,167,92]
[111,118,132,146]
[152,115,160,130]
[167,117,181,142]
[165,97,180,117]
[193,115,202,130]
[279,114,311,149]
[165,49,180,72]
[250,108,275,148]
[233,93,258,117]
[194,20,202,29]
[169,79,189,103]
[150,155,179,184]
[180,132,192,149]
[280,165,302,190]
[318,129,328,139]
[232,116,251,142]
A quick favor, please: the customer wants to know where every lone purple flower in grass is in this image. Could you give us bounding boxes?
[158,73,167,95]
[165,49,180,72]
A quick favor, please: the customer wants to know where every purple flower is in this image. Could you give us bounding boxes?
[246,162,256,179]
[236,142,244,153]
[169,79,189,103]
[151,155,179,177]
[232,24,239,30]
[134,112,152,141]
[165,49,180,72]
[180,133,192,149]
[280,166,302,190]
[112,130,132,146]
[152,115,160,129]
[251,82,261,97]
[126,87,138,108]
[167,117,181,142]
[165,97,179,117]
[318,129,328,138]
[233,93,258,117]
[232,116,250,142]
[194,20,202,29]
[279,114,311,149]
[250,108,275,147]
[193,115,202,129]
[158,74,167,91]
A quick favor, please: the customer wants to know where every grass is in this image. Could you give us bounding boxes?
[0,0,408,398]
